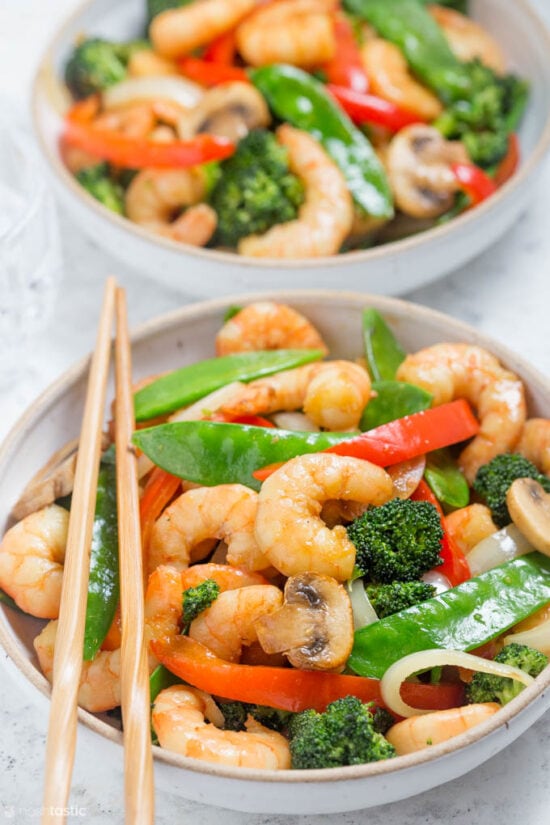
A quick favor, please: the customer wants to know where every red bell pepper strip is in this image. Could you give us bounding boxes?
[323,15,369,94]
[211,412,276,428]
[411,480,471,586]
[177,57,250,87]
[253,399,479,482]
[451,162,497,206]
[151,634,465,713]
[64,97,235,168]
[494,133,520,187]
[140,467,181,561]
[328,84,423,132]
[203,31,238,65]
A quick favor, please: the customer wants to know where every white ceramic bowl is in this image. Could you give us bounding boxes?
[32,0,550,296]
[1,290,550,814]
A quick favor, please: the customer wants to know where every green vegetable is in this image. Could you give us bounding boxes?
[182,579,220,634]
[288,696,396,769]
[348,498,443,582]
[365,581,436,619]
[149,664,182,704]
[419,0,467,9]
[133,421,350,491]
[362,308,406,381]
[83,458,119,661]
[473,453,550,528]
[134,348,324,421]
[466,643,548,705]
[360,380,432,430]
[209,130,304,247]
[349,553,550,678]
[76,163,125,215]
[217,701,292,732]
[344,0,470,103]
[424,448,470,509]
[250,64,393,219]
[65,37,148,99]
[146,0,192,26]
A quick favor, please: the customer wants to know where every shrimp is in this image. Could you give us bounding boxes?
[255,453,394,580]
[189,584,283,661]
[428,5,506,74]
[215,301,328,356]
[34,621,121,712]
[0,504,68,619]
[238,125,354,259]
[148,484,269,575]
[360,39,443,121]
[152,685,291,768]
[236,0,337,69]
[219,360,371,432]
[444,504,498,556]
[127,49,178,78]
[386,703,500,756]
[396,344,526,483]
[125,168,217,246]
[516,418,550,475]
[150,0,257,60]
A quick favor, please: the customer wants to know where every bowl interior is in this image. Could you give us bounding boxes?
[31,0,550,296]
[2,289,550,797]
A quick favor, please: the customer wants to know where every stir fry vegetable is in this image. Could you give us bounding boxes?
[59,0,527,258]
[3,299,550,773]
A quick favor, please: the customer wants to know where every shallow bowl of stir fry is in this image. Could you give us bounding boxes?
[32,0,550,295]
[2,291,550,813]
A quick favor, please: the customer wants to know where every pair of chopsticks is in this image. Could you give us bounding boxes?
[41,278,154,824]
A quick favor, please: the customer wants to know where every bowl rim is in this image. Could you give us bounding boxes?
[1,288,550,785]
[31,0,550,271]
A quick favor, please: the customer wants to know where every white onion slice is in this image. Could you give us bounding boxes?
[346,578,379,630]
[504,621,550,656]
[387,456,426,499]
[168,382,246,423]
[466,524,532,576]
[271,412,319,432]
[380,649,534,718]
[421,570,452,594]
[103,76,203,111]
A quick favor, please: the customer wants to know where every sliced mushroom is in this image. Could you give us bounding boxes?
[177,82,271,143]
[507,478,550,555]
[386,124,469,219]
[254,572,353,671]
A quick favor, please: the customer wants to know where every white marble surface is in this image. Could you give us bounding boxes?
[2,1,550,822]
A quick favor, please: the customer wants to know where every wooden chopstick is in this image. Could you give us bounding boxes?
[42,277,117,824]
[114,287,155,824]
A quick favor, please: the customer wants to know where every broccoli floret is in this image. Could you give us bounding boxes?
[209,129,304,248]
[466,643,548,706]
[76,163,125,214]
[217,701,292,732]
[181,579,220,633]
[289,696,396,769]
[434,61,528,168]
[473,453,550,528]
[347,498,443,583]
[365,581,436,619]
[371,706,396,735]
[65,38,148,99]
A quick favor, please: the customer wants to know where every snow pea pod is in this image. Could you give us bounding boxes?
[250,64,394,219]
[349,553,550,679]
[83,457,119,661]
[344,0,471,103]
[425,448,470,509]
[150,664,182,703]
[362,308,406,382]
[132,422,350,492]
[360,381,431,430]
[134,348,324,421]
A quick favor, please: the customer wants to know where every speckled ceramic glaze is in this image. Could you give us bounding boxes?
[32,0,550,296]
[1,291,550,814]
